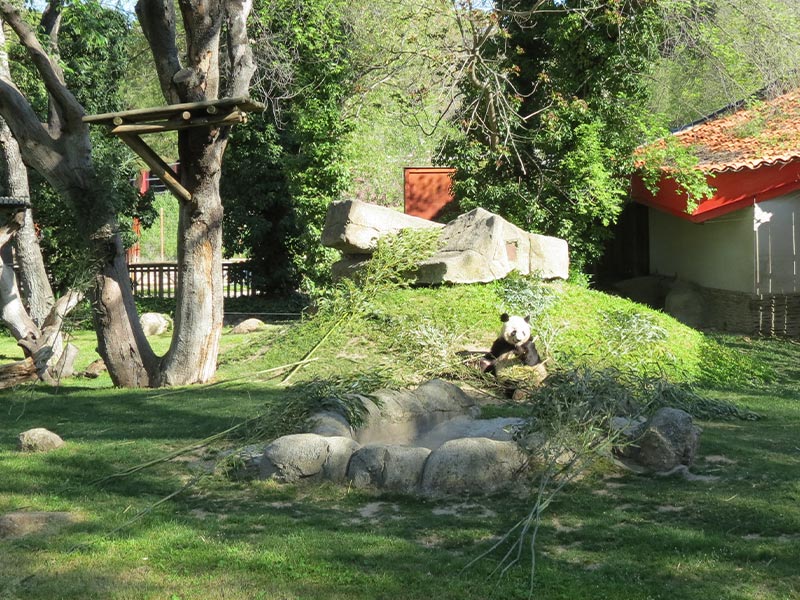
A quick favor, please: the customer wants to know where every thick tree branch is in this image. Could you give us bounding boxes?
[178,0,223,100]
[225,0,256,98]
[0,80,67,180]
[136,0,183,103]
[0,1,84,128]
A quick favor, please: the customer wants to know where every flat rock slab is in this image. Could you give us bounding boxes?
[415,208,569,284]
[321,199,443,254]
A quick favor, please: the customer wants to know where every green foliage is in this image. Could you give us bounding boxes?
[222,0,355,293]
[636,129,715,213]
[9,2,152,290]
[523,366,759,429]
[314,228,442,319]
[442,0,669,267]
[649,0,800,127]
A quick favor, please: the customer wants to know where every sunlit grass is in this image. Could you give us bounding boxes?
[0,281,798,599]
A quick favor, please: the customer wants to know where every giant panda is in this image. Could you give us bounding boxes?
[479,313,541,376]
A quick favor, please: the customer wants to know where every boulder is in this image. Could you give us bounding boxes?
[259,434,360,483]
[347,444,431,493]
[139,312,172,336]
[355,379,479,446]
[634,408,702,471]
[415,208,568,284]
[230,318,267,335]
[307,410,354,438]
[17,428,64,453]
[420,437,528,496]
[322,437,362,482]
[414,416,525,450]
[321,199,443,254]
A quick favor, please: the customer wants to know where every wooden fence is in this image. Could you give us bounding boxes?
[128,260,255,299]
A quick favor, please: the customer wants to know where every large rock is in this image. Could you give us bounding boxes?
[415,208,568,284]
[355,379,479,446]
[259,434,360,483]
[230,318,267,335]
[634,408,702,471]
[17,428,64,453]
[420,437,528,496]
[139,312,172,336]
[321,199,443,254]
[414,416,525,450]
[347,444,431,493]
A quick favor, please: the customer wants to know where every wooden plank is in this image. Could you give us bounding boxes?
[118,134,192,202]
[83,96,264,125]
[110,111,245,135]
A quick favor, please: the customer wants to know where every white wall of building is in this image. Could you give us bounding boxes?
[754,192,800,294]
[649,207,755,293]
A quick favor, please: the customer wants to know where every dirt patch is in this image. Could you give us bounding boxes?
[656,505,684,513]
[431,503,497,519]
[0,511,82,539]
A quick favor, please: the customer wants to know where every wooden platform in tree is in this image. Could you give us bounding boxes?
[83,97,264,201]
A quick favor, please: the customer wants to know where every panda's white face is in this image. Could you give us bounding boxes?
[502,315,531,345]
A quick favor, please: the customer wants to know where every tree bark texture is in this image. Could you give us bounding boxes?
[0,3,158,386]
[139,0,256,385]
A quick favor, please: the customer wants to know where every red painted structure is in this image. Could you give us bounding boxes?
[403,167,456,219]
[631,158,800,223]
[631,88,800,222]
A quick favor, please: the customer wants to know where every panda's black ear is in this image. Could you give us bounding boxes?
[500,313,510,322]
[524,315,531,323]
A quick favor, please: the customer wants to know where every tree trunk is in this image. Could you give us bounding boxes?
[15,209,55,325]
[158,130,225,385]
[85,212,159,387]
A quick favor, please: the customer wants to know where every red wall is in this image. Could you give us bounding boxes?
[403,167,456,220]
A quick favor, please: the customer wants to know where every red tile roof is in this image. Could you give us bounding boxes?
[671,88,800,173]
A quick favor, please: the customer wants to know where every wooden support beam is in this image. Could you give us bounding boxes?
[117,134,192,202]
[110,110,245,135]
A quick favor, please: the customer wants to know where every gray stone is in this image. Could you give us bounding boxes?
[139,312,172,336]
[307,410,353,438]
[420,437,528,496]
[664,280,705,329]
[17,428,64,453]
[230,318,267,335]
[347,444,431,493]
[415,208,568,284]
[331,255,370,280]
[321,199,443,254]
[610,416,647,459]
[635,408,702,471]
[322,437,362,482]
[83,358,106,378]
[414,416,525,450]
[355,379,479,446]
[613,276,671,309]
[259,434,361,483]
[260,434,330,482]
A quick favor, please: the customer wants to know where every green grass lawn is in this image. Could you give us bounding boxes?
[0,281,798,599]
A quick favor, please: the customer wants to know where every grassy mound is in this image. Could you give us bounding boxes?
[227,275,771,394]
